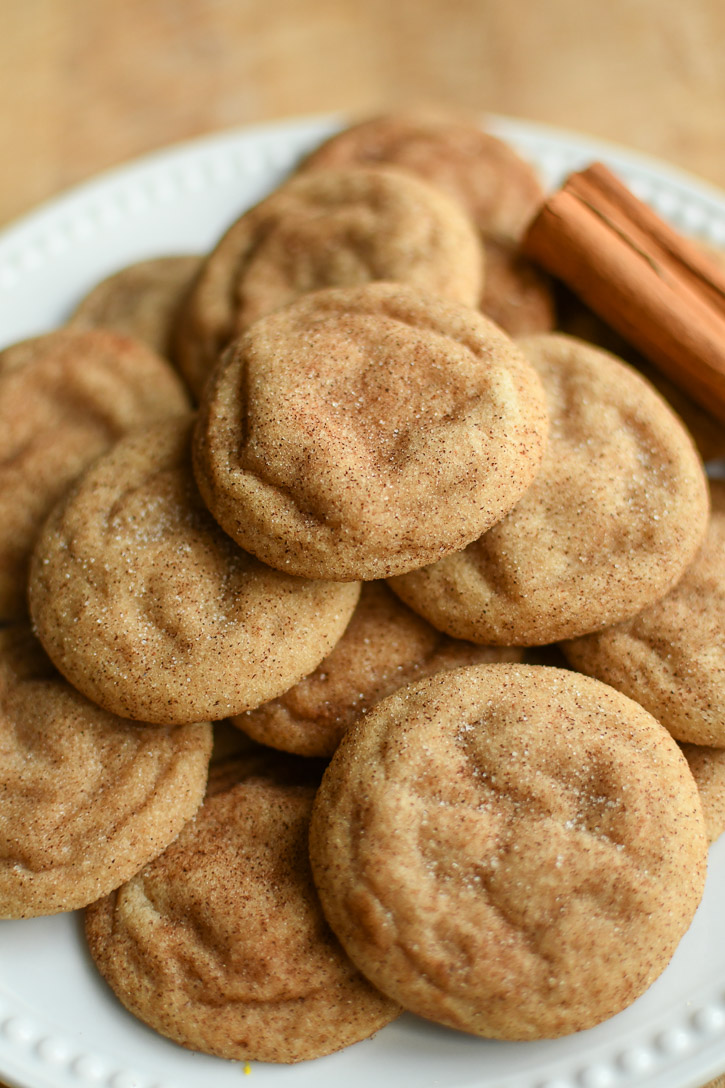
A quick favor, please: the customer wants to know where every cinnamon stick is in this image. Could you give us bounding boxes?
[522,162,725,425]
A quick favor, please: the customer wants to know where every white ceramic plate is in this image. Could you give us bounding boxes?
[0,114,724,1088]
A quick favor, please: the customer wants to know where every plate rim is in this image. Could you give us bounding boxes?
[2,109,725,261]
[0,111,724,1088]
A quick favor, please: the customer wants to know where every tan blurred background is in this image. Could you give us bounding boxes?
[1,1,724,1086]
[2,0,725,229]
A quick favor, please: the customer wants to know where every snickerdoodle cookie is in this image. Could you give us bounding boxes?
[480,235,555,336]
[174,166,484,397]
[193,283,548,582]
[68,255,201,360]
[563,481,725,745]
[390,333,709,644]
[299,108,544,244]
[309,664,707,1039]
[29,416,360,725]
[680,744,725,844]
[85,767,399,1063]
[0,328,190,620]
[0,626,212,918]
[233,582,524,757]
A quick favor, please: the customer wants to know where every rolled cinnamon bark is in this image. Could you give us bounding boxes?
[523,162,725,424]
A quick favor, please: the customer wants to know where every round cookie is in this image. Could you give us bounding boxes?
[234,581,524,757]
[390,333,709,644]
[85,769,400,1063]
[174,166,484,397]
[29,416,360,725]
[309,664,707,1040]
[563,481,725,745]
[680,743,725,845]
[193,282,549,582]
[0,328,191,621]
[299,107,544,243]
[480,235,555,336]
[0,626,212,918]
[68,255,201,361]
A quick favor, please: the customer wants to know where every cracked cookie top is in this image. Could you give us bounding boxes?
[174,166,484,397]
[0,328,190,621]
[563,480,725,745]
[390,333,710,644]
[85,768,399,1063]
[193,282,549,581]
[29,416,360,725]
[298,107,544,244]
[0,626,212,918]
[309,663,706,1039]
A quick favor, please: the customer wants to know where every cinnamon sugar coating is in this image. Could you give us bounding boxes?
[174,166,484,397]
[85,770,399,1063]
[0,626,212,918]
[309,664,707,1039]
[193,283,548,582]
[680,743,725,844]
[68,255,201,361]
[29,416,360,725]
[0,328,190,620]
[480,235,555,336]
[233,582,524,757]
[390,333,709,644]
[299,107,544,243]
[563,481,725,745]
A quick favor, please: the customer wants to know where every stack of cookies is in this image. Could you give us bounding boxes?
[1,107,723,1066]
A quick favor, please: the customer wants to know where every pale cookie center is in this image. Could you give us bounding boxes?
[347,708,679,1005]
[236,194,440,311]
[126,789,339,1002]
[240,314,508,531]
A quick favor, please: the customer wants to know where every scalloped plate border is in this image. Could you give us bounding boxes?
[0,114,725,1088]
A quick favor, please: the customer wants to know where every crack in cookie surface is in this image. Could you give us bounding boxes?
[309,664,707,1039]
[194,283,548,581]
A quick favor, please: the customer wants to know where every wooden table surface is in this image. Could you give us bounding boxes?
[1,0,724,1085]
[3,0,725,230]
